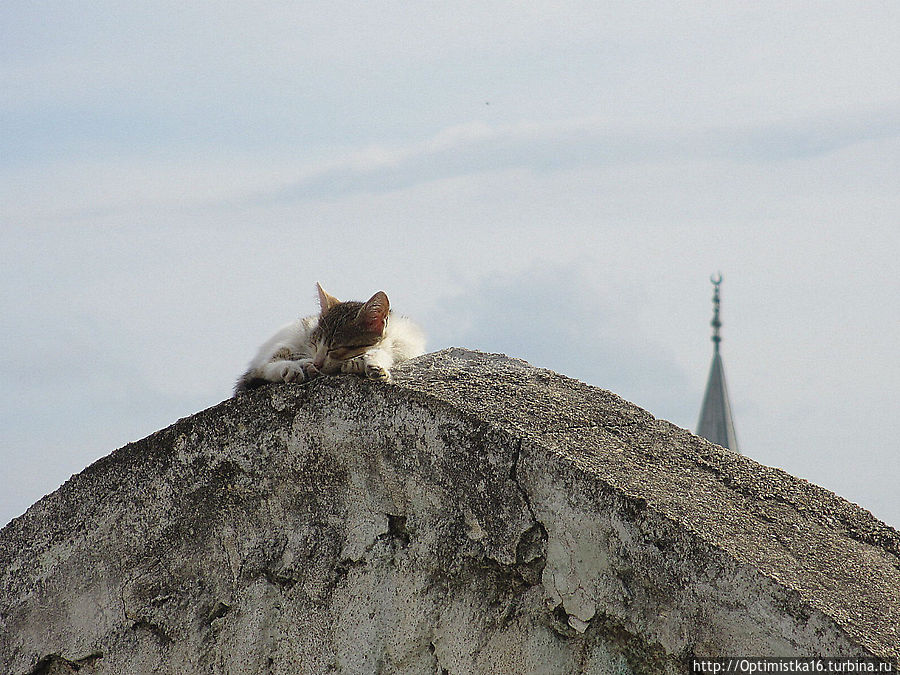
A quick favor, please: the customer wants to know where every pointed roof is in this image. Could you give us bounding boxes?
[697,274,740,453]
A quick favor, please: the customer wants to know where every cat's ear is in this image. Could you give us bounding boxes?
[316,282,341,314]
[358,291,390,334]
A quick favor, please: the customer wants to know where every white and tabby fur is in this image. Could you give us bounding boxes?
[235,283,425,394]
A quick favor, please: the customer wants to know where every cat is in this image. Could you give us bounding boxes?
[234,283,425,395]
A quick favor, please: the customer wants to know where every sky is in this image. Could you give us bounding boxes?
[1,2,898,530]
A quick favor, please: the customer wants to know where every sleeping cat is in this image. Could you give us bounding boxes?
[234,283,425,394]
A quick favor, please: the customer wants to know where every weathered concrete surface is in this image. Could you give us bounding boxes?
[1,348,898,674]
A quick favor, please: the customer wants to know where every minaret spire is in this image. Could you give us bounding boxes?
[697,273,740,453]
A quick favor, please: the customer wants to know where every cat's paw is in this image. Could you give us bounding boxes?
[275,360,319,383]
[276,362,305,383]
[365,364,392,382]
[340,356,390,382]
[340,357,366,375]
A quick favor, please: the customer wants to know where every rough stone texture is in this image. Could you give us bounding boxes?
[1,348,898,674]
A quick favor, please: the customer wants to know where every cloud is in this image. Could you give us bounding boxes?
[3,103,897,240]
[229,107,900,208]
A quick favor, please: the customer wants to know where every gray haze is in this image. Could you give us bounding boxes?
[2,2,899,529]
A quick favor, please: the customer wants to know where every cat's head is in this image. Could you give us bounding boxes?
[310,283,389,373]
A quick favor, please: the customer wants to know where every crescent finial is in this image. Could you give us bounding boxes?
[710,273,722,351]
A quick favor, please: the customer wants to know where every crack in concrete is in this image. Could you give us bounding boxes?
[509,439,540,528]
[26,651,104,675]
